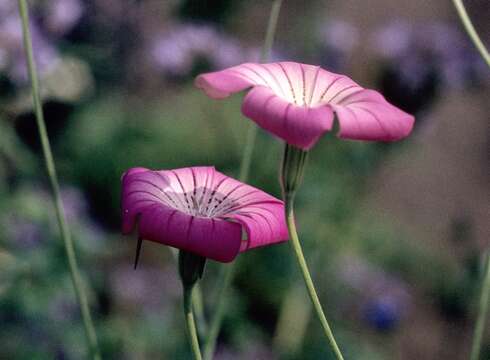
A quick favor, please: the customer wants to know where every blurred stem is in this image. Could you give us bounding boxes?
[470,252,490,360]
[238,0,283,181]
[17,1,101,359]
[202,1,283,359]
[203,264,235,360]
[284,200,344,360]
[192,284,207,334]
[184,285,203,360]
[451,0,490,68]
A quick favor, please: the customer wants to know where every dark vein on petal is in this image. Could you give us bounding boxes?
[262,64,287,98]
[319,76,343,102]
[308,66,321,106]
[129,178,167,195]
[327,85,362,104]
[334,88,365,105]
[343,106,363,136]
[171,170,192,213]
[354,105,392,138]
[278,63,297,104]
[126,190,166,203]
[300,64,306,106]
[242,64,273,89]
[185,216,194,247]
[234,211,274,240]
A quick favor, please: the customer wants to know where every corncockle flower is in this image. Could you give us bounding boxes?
[196,62,414,150]
[122,166,287,263]
[196,62,414,360]
[122,166,287,359]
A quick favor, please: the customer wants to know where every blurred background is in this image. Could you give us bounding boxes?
[0,0,489,359]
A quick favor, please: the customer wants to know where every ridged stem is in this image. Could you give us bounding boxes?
[451,0,490,68]
[470,252,490,360]
[17,1,101,359]
[184,285,203,360]
[280,144,344,360]
[284,202,344,360]
[202,2,283,359]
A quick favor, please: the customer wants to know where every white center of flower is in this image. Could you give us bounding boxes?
[160,186,238,218]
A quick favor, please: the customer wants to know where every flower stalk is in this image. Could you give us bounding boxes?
[17,1,101,359]
[184,285,204,360]
[470,251,490,360]
[202,1,283,358]
[179,251,206,360]
[281,144,344,360]
[451,0,490,68]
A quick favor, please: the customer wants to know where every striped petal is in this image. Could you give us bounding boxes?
[196,62,415,148]
[332,89,414,141]
[121,167,287,263]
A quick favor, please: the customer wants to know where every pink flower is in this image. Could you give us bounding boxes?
[122,166,288,263]
[195,62,415,150]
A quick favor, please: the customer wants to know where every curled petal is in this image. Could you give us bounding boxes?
[226,202,288,252]
[332,89,415,141]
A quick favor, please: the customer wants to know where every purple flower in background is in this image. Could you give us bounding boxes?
[109,264,180,311]
[150,24,237,76]
[337,254,412,331]
[44,0,84,37]
[122,166,288,263]
[0,10,60,84]
[60,186,89,223]
[150,23,262,77]
[363,294,402,331]
[318,19,359,72]
[372,19,488,92]
[4,216,44,249]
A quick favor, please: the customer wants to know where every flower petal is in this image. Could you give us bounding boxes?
[226,201,288,252]
[138,204,242,262]
[210,175,289,251]
[332,89,415,141]
[242,86,334,150]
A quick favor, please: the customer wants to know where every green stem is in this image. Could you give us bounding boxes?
[451,0,490,68]
[202,2,283,359]
[470,252,490,360]
[184,285,203,360]
[285,202,344,360]
[17,1,101,359]
[192,283,208,334]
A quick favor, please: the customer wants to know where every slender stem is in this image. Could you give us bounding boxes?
[184,285,203,360]
[285,202,344,360]
[202,2,283,359]
[192,283,208,334]
[17,1,101,359]
[451,0,490,68]
[470,252,490,360]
